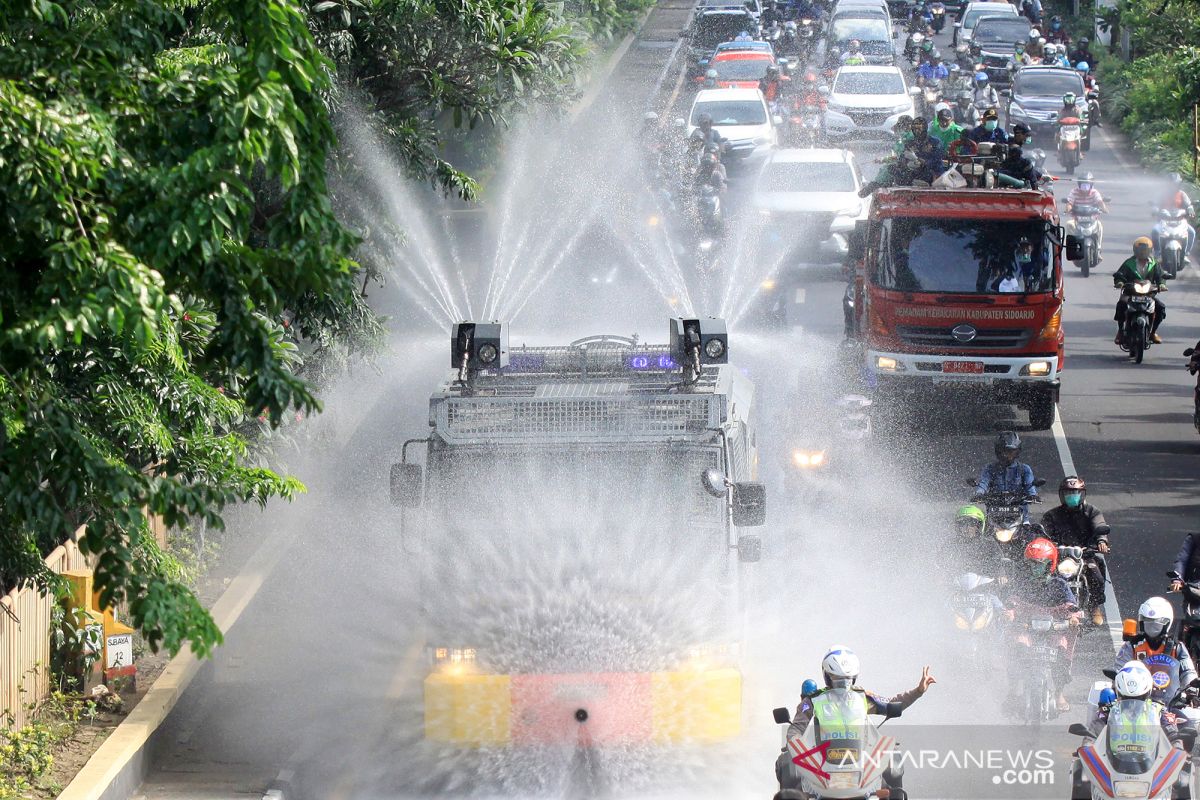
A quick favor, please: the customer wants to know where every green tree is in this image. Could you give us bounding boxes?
[0,0,361,656]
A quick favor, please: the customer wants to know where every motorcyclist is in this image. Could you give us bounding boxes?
[759,65,786,105]
[929,105,964,150]
[968,107,1010,144]
[1065,172,1108,250]
[1113,597,1198,706]
[1171,533,1200,595]
[1152,172,1197,261]
[696,151,727,193]
[1013,40,1034,67]
[691,112,727,152]
[917,38,936,67]
[1057,92,1083,124]
[1076,61,1099,93]
[841,39,867,65]
[975,431,1038,520]
[918,53,949,86]
[1113,237,1167,345]
[1046,14,1070,46]
[1003,537,1082,712]
[1046,43,1071,67]
[1086,661,1184,745]
[906,116,947,175]
[795,69,827,112]
[1010,120,1033,148]
[1041,475,1110,626]
[701,67,720,89]
[953,90,980,128]
[973,72,999,111]
[1025,31,1043,61]
[1068,36,1095,68]
[955,504,1013,582]
[775,647,935,795]
[1020,0,1042,25]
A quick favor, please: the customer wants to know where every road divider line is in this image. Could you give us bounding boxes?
[1053,404,1124,658]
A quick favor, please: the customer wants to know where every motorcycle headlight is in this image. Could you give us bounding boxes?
[973,608,993,630]
[1058,558,1080,578]
[1114,781,1150,798]
[994,526,1017,543]
[792,449,826,468]
[955,614,969,630]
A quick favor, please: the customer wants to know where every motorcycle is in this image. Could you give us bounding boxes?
[966,479,1046,551]
[952,573,1004,672]
[773,689,906,800]
[1087,89,1102,128]
[695,183,723,237]
[1055,545,1103,623]
[787,106,825,147]
[929,1,946,32]
[1117,280,1161,364]
[1069,203,1104,277]
[1154,207,1190,279]
[1057,116,1084,174]
[1012,614,1075,724]
[920,77,943,117]
[1169,572,1200,666]
[1070,698,1198,799]
[1184,344,1200,436]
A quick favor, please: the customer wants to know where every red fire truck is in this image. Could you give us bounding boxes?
[850,187,1071,430]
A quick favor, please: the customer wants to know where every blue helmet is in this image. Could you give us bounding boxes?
[801,678,820,698]
[1098,687,1117,708]
[1075,61,1090,73]
[974,71,989,84]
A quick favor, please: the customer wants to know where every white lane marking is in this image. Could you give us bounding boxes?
[1053,404,1124,657]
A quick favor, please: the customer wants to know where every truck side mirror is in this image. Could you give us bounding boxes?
[773,706,792,724]
[738,534,763,562]
[732,482,767,527]
[1184,348,1195,357]
[1064,234,1083,261]
[390,463,424,508]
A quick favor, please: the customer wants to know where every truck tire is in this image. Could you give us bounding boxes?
[1028,393,1055,430]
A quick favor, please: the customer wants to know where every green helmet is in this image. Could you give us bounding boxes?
[955,505,986,536]
[1062,92,1077,106]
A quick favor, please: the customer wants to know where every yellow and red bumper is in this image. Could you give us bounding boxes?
[424,668,742,745]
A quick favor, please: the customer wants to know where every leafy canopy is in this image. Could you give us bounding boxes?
[0,0,358,656]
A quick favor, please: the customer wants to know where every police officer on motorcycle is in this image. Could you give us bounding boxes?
[1113,597,1198,708]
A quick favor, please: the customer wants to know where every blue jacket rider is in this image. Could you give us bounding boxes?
[976,431,1038,520]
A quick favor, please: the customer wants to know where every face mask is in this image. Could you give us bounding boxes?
[984,120,997,131]
[1018,253,1032,264]
[1029,561,1050,579]
[1064,492,1083,508]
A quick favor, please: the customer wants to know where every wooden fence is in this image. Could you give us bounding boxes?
[0,527,91,730]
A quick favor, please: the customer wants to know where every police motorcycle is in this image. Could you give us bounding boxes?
[773,687,906,800]
[1069,694,1198,800]
[1116,280,1162,364]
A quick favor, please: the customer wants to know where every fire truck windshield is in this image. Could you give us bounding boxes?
[874,218,1053,295]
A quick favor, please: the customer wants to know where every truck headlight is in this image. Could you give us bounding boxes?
[1021,361,1052,376]
[791,449,826,468]
[875,355,904,372]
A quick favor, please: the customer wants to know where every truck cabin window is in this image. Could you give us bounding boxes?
[874,218,1053,295]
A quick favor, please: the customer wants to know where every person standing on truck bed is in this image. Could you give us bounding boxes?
[968,108,1009,144]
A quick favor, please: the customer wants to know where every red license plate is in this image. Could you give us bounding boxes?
[944,360,984,374]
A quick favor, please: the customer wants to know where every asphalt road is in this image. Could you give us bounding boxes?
[130,6,1200,800]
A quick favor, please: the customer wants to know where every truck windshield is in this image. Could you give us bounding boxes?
[874,218,1053,294]
[426,444,727,536]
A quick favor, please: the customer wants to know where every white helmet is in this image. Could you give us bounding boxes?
[1114,660,1154,700]
[1138,596,1174,642]
[821,646,860,687]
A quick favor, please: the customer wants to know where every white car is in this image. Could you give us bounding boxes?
[824,65,918,140]
[687,87,779,169]
[954,0,1017,48]
[751,148,869,263]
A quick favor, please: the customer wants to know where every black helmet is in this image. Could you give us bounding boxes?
[698,112,713,127]
[994,430,1021,458]
[1079,36,1089,46]
[702,152,719,167]
[766,65,780,78]
[1012,121,1031,135]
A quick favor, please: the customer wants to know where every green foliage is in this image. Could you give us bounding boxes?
[1096,0,1200,173]
[566,0,655,40]
[305,0,589,198]
[0,0,363,656]
[0,689,95,797]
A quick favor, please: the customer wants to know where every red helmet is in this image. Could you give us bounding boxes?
[1024,537,1059,578]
